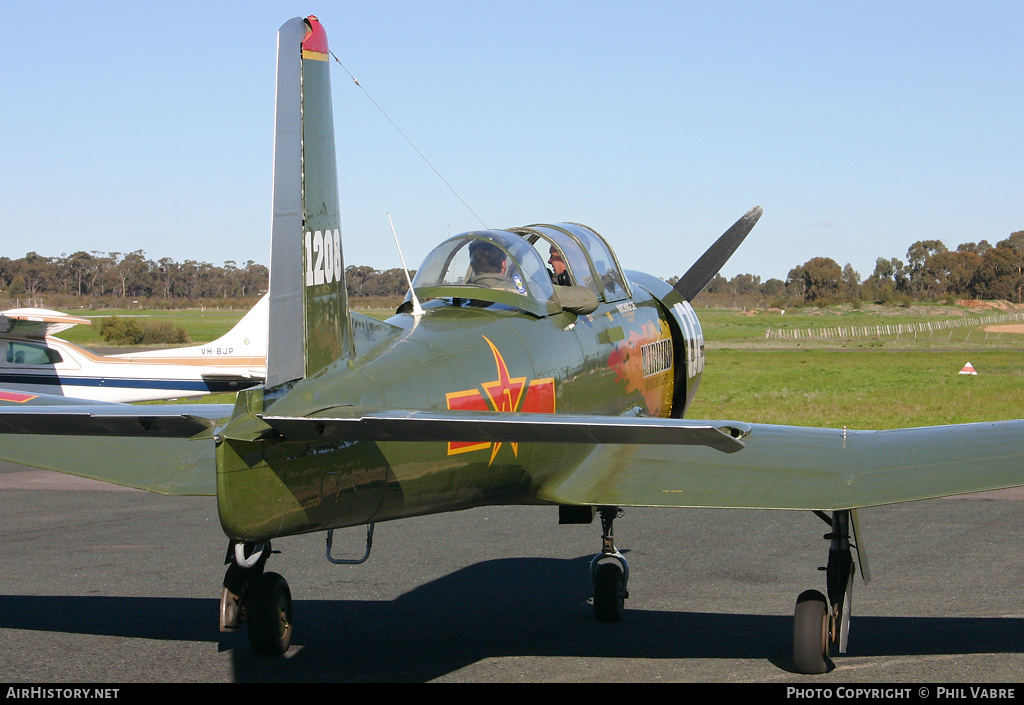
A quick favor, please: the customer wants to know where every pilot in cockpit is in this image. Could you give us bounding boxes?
[466,241,517,291]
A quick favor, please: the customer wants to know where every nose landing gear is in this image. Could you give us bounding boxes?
[591,506,629,622]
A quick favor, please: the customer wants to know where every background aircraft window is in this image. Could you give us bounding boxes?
[5,342,62,366]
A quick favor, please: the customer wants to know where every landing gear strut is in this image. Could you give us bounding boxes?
[793,510,858,674]
[220,540,293,655]
[591,506,629,621]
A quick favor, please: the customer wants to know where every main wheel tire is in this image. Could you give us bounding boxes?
[793,589,829,674]
[593,562,625,622]
[246,571,293,655]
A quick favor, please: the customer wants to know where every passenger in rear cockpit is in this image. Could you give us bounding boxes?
[547,247,571,286]
[545,245,599,315]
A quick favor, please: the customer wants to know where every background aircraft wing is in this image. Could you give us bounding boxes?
[0,309,92,338]
[536,419,1024,510]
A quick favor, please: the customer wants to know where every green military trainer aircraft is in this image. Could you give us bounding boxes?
[0,16,1021,675]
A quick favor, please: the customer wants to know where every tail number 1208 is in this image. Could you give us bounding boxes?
[305,229,343,286]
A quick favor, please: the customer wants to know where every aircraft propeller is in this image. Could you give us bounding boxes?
[668,205,764,304]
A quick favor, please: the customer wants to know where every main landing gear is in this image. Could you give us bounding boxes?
[793,510,860,674]
[220,541,293,656]
[591,506,629,622]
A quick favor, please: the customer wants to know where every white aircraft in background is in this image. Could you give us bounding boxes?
[0,295,267,403]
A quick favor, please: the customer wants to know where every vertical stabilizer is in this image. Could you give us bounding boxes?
[267,16,353,389]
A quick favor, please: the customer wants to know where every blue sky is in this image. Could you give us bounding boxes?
[3,1,1021,283]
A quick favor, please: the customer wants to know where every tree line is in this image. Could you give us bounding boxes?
[0,250,269,303]
[0,250,418,307]
[698,230,1024,307]
[3,228,1022,309]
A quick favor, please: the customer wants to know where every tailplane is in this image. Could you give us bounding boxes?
[267,16,353,389]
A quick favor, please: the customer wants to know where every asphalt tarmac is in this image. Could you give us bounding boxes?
[1,459,1022,683]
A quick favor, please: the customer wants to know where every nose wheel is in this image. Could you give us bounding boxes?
[590,506,629,622]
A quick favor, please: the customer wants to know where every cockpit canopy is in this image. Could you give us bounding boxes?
[408,223,628,316]
[411,230,557,315]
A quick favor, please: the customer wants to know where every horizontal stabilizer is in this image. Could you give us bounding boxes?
[0,434,218,495]
[0,403,231,438]
[258,409,750,453]
[0,393,227,494]
[201,370,266,381]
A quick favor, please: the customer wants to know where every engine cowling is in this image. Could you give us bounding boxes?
[626,271,705,419]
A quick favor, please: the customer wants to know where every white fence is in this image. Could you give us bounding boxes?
[764,311,1024,340]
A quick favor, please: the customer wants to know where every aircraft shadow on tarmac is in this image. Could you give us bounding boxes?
[2,555,1022,682]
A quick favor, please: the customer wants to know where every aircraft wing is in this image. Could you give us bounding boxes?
[257,409,1023,509]
[537,419,1024,511]
[256,409,749,453]
[1,397,1021,506]
[0,309,92,338]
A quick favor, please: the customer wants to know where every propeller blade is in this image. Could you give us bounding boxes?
[671,206,763,303]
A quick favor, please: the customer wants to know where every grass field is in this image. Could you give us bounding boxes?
[687,349,1022,429]
[108,301,1022,427]
[691,304,1023,428]
[58,308,253,348]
